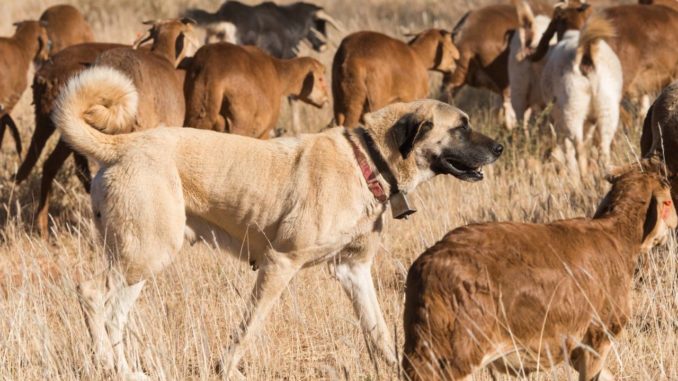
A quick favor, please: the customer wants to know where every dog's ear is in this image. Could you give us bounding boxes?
[391,113,434,159]
[641,189,677,251]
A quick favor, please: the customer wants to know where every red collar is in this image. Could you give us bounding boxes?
[346,134,388,203]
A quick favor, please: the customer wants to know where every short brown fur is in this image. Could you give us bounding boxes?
[332,29,458,128]
[184,42,329,138]
[39,4,95,56]
[0,21,49,157]
[403,161,677,380]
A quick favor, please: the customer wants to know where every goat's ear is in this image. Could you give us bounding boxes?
[300,70,316,97]
[175,32,186,60]
[641,191,677,251]
[390,113,434,159]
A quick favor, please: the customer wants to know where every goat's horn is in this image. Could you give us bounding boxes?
[133,29,153,49]
[315,10,345,33]
[310,28,327,43]
[180,17,197,25]
[141,19,158,25]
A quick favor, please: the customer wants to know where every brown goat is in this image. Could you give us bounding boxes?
[0,21,49,157]
[14,43,124,239]
[403,160,677,380]
[531,1,678,108]
[39,4,95,56]
[184,42,329,137]
[19,19,193,238]
[93,18,194,132]
[332,29,458,128]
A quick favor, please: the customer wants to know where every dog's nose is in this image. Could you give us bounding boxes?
[492,143,504,157]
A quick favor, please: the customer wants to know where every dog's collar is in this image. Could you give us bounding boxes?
[345,128,401,201]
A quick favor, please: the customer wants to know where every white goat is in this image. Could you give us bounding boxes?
[508,0,555,128]
[540,16,622,178]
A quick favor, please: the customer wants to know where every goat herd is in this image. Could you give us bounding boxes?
[3,0,678,380]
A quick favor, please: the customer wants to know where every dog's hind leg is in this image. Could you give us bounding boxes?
[78,271,116,375]
[330,232,397,365]
[220,255,301,379]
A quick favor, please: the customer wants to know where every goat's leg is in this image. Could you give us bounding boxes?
[594,92,621,171]
[14,115,56,184]
[330,233,397,365]
[2,114,22,157]
[73,152,92,193]
[219,255,300,379]
[288,97,301,136]
[35,141,72,238]
[571,336,613,381]
[503,87,517,130]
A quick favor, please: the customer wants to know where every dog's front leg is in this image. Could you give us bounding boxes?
[220,255,301,379]
[331,236,397,366]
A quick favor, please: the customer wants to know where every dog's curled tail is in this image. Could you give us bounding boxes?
[53,66,138,165]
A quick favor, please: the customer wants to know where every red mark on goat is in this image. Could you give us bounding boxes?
[662,200,673,220]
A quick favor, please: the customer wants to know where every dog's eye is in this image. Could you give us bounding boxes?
[458,117,470,130]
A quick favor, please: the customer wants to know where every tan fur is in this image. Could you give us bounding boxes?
[39,4,95,57]
[54,65,503,378]
[403,160,677,380]
[332,29,458,128]
[0,21,49,156]
[184,42,329,138]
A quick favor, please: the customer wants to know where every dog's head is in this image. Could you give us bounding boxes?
[364,100,503,189]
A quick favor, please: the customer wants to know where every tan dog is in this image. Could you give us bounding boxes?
[53,68,503,379]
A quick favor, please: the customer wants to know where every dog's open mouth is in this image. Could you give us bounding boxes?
[440,157,484,181]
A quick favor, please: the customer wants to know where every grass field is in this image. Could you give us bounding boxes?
[1,0,675,380]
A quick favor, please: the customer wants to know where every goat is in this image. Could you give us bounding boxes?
[0,21,49,157]
[14,43,124,239]
[39,4,94,57]
[531,0,678,113]
[440,2,550,130]
[184,1,343,59]
[91,18,194,132]
[332,29,458,128]
[508,0,556,127]
[403,159,677,381]
[184,42,328,137]
[21,19,193,238]
[539,15,622,178]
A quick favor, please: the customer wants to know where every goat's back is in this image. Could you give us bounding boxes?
[404,219,631,376]
[96,48,185,130]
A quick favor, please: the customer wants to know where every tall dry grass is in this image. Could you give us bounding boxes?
[0,0,674,380]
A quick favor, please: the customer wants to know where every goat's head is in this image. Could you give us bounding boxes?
[134,18,198,67]
[407,29,460,74]
[596,159,678,252]
[295,58,329,108]
[12,21,50,64]
[550,0,592,40]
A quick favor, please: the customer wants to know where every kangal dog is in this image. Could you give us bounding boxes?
[53,66,503,379]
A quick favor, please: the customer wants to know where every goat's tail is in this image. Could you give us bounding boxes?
[53,66,138,165]
[576,15,616,73]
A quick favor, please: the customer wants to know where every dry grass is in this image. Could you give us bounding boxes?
[0,0,675,380]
